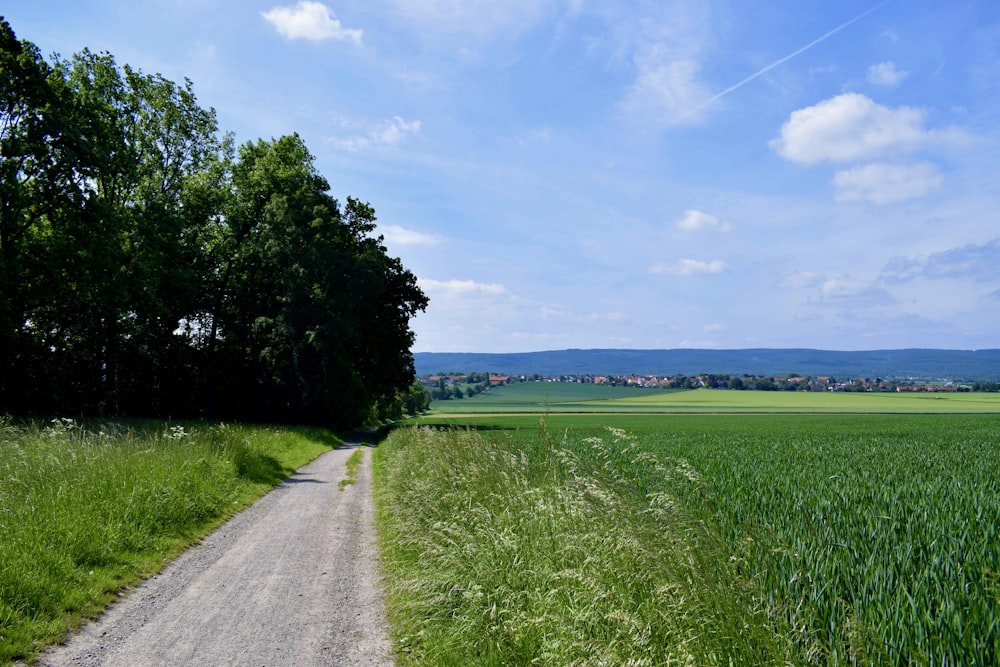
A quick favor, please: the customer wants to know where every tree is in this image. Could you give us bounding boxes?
[1,17,426,426]
[402,380,431,415]
[54,50,225,414]
[0,19,98,413]
[215,135,427,426]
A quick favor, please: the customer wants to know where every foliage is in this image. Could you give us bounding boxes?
[0,417,335,664]
[0,17,426,426]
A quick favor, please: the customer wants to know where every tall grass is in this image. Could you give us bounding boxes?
[0,418,335,664]
[374,421,796,666]
[410,413,1000,665]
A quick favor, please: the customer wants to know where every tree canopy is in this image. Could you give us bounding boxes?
[0,17,427,426]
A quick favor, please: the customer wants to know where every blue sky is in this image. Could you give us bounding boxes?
[7,1,999,352]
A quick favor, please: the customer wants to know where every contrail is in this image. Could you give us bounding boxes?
[686,0,891,116]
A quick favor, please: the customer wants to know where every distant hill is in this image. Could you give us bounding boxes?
[413,348,1000,381]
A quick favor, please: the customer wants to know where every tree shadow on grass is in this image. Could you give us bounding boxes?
[231,447,286,485]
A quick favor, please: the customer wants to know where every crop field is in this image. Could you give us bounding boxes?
[380,393,1000,664]
[430,383,1000,414]
[430,381,676,412]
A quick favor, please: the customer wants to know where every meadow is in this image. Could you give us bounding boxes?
[0,419,338,665]
[374,386,1000,665]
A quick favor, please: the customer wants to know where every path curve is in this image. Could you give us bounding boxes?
[37,438,394,667]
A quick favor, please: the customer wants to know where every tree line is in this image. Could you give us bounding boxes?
[0,18,427,426]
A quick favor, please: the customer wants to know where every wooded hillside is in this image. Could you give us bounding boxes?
[414,348,1000,380]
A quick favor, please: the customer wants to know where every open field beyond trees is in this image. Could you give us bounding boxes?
[0,419,339,665]
[374,386,1000,664]
[428,382,1000,414]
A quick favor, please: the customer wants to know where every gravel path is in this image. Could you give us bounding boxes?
[37,438,395,667]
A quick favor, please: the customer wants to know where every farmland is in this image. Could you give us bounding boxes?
[429,382,1000,414]
[374,385,1000,664]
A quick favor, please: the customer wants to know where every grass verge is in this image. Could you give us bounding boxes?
[0,418,337,665]
[373,421,797,666]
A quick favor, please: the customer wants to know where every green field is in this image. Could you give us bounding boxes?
[431,383,1000,414]
[380,389,1000,664]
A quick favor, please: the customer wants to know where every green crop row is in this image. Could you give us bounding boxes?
[395,414,1000,664]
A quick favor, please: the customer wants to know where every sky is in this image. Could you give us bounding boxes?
[5,0,999,353]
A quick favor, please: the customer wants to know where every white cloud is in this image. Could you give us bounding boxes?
[377,116,422,144]
[676,209,731,231]
[420,278,509,298]
[333,116,421,151]
[771,93,962,164]
[834,162,943,204]
[262,1,362,43]
[867,61,908,86]
[380,225,441,246]
[650,259,727,276]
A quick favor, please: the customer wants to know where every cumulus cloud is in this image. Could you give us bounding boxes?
[833,162,943,204]
[867,60,908,86]
[380,225,441,247]
[771,93,962,164]
[333,116,421,151]
[650,258,727,276]
[262,1,362,43]
[676,209,731,231]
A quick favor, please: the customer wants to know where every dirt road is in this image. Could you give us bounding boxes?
[38,438,395,667]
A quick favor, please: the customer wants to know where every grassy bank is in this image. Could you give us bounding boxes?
[373,422,796,666]
[0,418,337,665]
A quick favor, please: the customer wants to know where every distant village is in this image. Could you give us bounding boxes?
[421,372,995,401]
